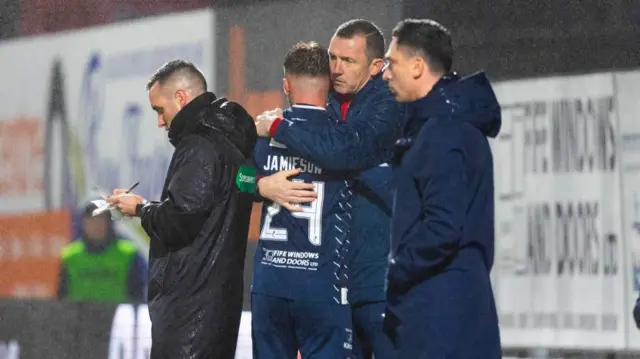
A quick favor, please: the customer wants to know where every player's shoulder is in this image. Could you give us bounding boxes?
[254,137,272,152]
[285,105,331,123]
[253,138,291,173]
[287,104,326,113]
[254,137,288,155]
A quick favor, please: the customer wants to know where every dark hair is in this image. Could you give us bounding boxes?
[283,41,331,78]
[392,19,453,74]
[335,19,385,61]
[146,59,207,91]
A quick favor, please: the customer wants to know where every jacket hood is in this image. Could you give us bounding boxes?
[169,92,257,158]
[411,72,501,138]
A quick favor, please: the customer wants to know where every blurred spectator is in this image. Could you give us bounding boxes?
[57,202,147,303]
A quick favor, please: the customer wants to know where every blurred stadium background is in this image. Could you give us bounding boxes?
[1,0,640,358]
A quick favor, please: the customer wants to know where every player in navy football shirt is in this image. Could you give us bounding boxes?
[251,42,354,358]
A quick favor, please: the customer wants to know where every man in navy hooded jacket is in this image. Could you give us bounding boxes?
[381,19,502,358]
[255,20,402,359]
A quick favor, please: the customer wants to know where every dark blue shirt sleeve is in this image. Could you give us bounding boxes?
[272,96,403,171]
[387,131,468,292]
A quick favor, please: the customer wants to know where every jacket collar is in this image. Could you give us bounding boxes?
[168,92,217,147]
[329,73,385,108]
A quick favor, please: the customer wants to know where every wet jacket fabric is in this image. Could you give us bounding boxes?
[140,92,256,359]
[384,72,502,359]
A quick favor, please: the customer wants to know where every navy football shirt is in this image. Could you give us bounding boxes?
[251,105,353,304]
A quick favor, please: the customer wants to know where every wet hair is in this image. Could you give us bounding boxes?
[335,19,385,61]
[283,41,331,78]
[392,19,453,74]
[146,59,207,91]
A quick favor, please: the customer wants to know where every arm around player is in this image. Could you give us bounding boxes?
[267,82,403,171]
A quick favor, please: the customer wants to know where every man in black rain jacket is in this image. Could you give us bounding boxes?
[109,60,257,359]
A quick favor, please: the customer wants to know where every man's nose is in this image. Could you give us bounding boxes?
[331,61,343,76]
[157,117,165,128]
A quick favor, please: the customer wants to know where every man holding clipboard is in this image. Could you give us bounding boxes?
[108,60,257,359]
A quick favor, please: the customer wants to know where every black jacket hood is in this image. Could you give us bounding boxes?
[169,92,257,159]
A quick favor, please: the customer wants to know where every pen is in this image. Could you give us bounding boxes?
[124,181,140,194]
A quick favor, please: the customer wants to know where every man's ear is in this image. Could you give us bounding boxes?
[369,58,385,76]
[174,89,188,108]
[411,57,426,79]
[282,77,290,96]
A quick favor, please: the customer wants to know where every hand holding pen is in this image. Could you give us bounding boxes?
[106,181,145,217]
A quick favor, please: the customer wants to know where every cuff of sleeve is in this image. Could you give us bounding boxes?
[269,117,283,138]
[255,175,265,196]
[135,200,149,217]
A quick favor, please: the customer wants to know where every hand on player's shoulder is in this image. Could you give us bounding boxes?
[255,108,283,137]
